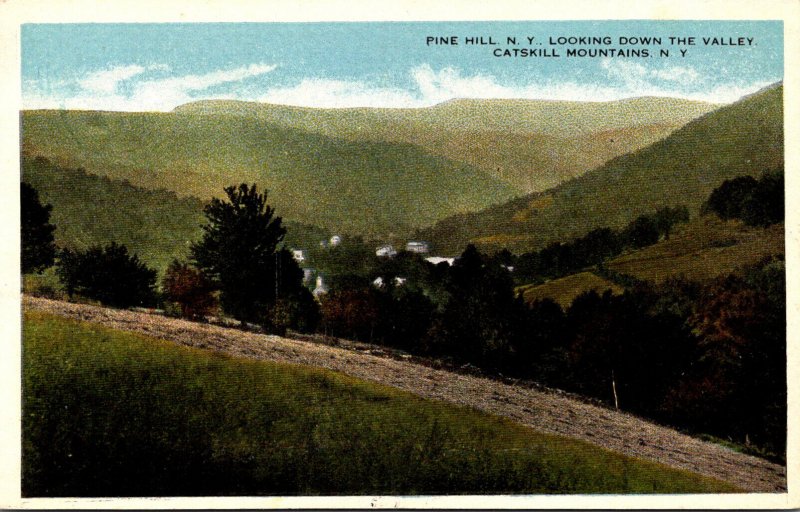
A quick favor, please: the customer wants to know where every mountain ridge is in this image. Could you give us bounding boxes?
[417,83,783,255]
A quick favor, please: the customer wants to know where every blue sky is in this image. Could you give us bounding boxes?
[21,21,783,111]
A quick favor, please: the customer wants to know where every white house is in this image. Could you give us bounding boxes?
[372,276,407,288]
[329,235,342,247]
[425,256,455,266]
[291,249,306,263]
[302,268,315,285]
[375,244,397,258]
[313,275,329,298]
[405,241,429,254]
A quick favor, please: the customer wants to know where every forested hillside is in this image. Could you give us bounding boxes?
[420,83,783,254]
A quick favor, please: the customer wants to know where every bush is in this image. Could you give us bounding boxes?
[162,261,217,320]
[703,171,783,227]
[56,242,157,308]
[267,289,320,335]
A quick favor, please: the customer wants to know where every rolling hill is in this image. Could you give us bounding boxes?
[604,216,785,283]
[515,215,784,307]
[419,83,783,255]
[21,96,717,239]
[21,111,517,238]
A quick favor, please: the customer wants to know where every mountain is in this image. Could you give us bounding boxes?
[20,111,516,238]
[419,83,783,255]
[174,97,719,193]
[20,96,720,240]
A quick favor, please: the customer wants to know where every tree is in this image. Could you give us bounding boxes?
[191,184,287,324]
[21,182,56,274]
[56,242,157,308]
[742,171,784,227]
[162,260,217,319]
[266,248,320,334]
[427,244,525,369]
[621,215,660,248]
[652,205,690,240]
[703,172,783,227]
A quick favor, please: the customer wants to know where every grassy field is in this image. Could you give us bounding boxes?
[22,310,739,496]
[512,216,783,307]
[420,83,783,255]
[517,272,624,308]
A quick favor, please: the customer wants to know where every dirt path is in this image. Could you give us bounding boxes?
[23,296,786,493]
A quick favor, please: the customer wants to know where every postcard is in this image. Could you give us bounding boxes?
[3,0,799,509]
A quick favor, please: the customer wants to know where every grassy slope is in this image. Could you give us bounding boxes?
[514,216,784,306]
[419,84,783,255]
[606,216,785,283]
[517,272,624,308]
[21,110,516,237]
[22,155,329,278]
[175,97,719,193]
[22,310,738,496]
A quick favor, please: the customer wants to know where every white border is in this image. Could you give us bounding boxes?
[2,0,798,508]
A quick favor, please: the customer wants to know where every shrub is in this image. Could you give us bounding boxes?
[56,242,157,308]
[162,260,217,319]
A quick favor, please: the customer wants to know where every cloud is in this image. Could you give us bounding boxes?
[26,63,278,111]
[601,59,702,88]
[23,61,774,111]
[77,64,148,94]
[258,79,417,108]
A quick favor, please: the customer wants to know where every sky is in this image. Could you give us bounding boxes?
[21,21,783,111]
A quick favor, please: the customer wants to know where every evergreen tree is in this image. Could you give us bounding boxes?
[21,182,56,274]
[191,184,287,324]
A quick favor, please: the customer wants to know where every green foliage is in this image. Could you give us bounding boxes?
[22,154,335,280]
[22,311,738,496]
[21,182,56,274]
[427,245,525,369]
[265,249,321,334]
[21,155,207,277]
[191,183,287,324]
[605,215,784,284]
[665,257,786,456]
[514,206,688,285]
[56,242,157,308]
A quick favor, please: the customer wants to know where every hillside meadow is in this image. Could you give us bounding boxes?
[22,310,739,496]
[515,215,784,307]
